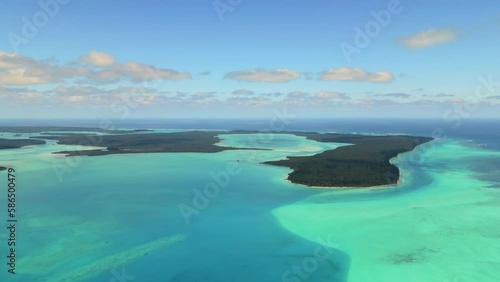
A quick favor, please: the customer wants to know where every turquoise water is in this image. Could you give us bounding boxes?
[0,131,499,281]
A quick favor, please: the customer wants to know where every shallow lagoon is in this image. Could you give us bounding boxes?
[0,130,499,282]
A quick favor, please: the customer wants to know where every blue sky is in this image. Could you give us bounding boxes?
[0,0,499,118]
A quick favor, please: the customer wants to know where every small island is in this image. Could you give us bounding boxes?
[0,126,432,187]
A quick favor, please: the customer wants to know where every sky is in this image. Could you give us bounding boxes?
[0,0,499,119]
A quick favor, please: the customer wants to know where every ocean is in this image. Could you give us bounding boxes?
[0,119,499,282]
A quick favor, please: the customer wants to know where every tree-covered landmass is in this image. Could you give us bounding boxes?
[34,131,246,156]
[0,138,46,150]
[0,126,149,134]
[0,138,47,170]
[264,133,433,187]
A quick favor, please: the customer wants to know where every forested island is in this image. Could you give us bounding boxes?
[0,127,432,187]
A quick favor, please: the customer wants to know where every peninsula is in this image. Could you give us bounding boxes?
[264,133,432,187]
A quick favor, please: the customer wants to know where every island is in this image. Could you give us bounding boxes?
[0,126,433,187]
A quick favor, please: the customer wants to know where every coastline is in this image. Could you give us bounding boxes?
[284,178,401,190]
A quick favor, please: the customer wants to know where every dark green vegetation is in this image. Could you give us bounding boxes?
[264,133,433,187]
[0,138,46,171]
[38,132,98,136]
[0,126,432,188]
[34,131,247,156]
[0,126,148,134]
[0,138,46,149]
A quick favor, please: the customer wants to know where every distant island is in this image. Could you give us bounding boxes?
[0,127,432,188]
[0,126,150,134]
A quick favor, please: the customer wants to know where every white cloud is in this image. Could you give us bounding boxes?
[0,50,191,85]
[262,92,283,97]
[224,68,301,83]
[287,91,309,98]
[80,50,116,67]
[314,91,348,99]
[0,51,89,85]
[0,86,45,103]
[375,93,410,98]
[67,96,86,103]
[435,93,455,98]
[397,28,458,49]
[53,85,103,95]
[225,96,272,106]
[191,92,217,99]
[283,91,348,106]
[2,84,499,116]
[320,67,393,83]
[232,89,254,95]
[92,62,192,83]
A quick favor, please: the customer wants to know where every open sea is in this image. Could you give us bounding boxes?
[0,118,499,282]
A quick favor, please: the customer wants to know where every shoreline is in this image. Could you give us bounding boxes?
[284,178,401,190]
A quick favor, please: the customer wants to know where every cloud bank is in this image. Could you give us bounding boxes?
[224,68,301,83]
[0,51,191,85]
[320,67,393,83]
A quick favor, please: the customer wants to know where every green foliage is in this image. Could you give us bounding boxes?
[264,133,433,187]
[36,131,243,156]
[0,138,45,149]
